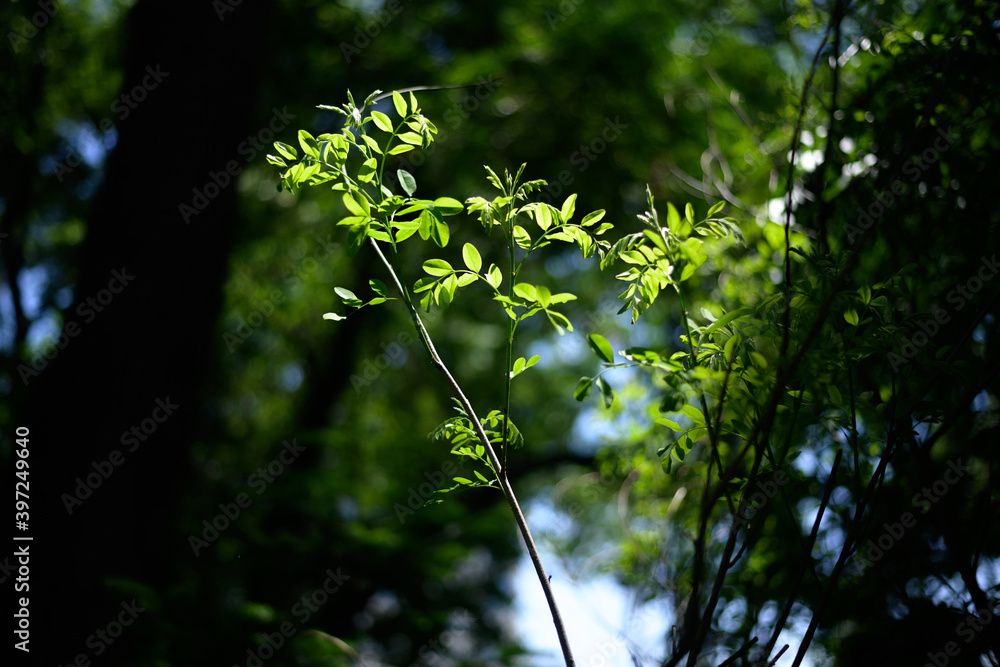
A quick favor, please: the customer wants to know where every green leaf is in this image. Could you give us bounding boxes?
[346,223,368,257]
[595,376,614,408]
[322,312,346,321]
[398,169,416,196]
[370,110,393,132]
[534,285,552,307]
[453,477,474,486]
[707,201,725,216]
[513,283,537,302]
[462,243,482,272]
[844,308,860,326]
[392,219,420,242]
[413,276,436,293]
[397,131,425,145]
[487,264,503,289]
[661,448,674,474]
[513,225,532,249]
[674,436,690,461]
[679,237,707,280]
[414,209,435,240]
[724,334,740,363]
[433,197,464,215]
[435,284,452,310]
[387,144,415,155]
[343,192,370,217]
[702,307,752,336]
[266,154,287,168]
[642,229,668,253]
[431,218,450,247]
[533,204,553,230]
[655,418,683,432]
[356,134,378,155]
[274,141,298,161]
[297,130,319,158]
[560,193,577,222]
[681,404,705,424]
[334,286,359,302]
[322,134,351,165]
[548,292,577,305]
[369,278,388,297]
[357,157,377,184]
[667,202,681,234]
[336,215,366,227]
[574,377,593,401]
[419,290,433,312]
[685,202,695,224]
[581,209,606,226]
[474,470,490,483]
[587,334,615,363]
[392,90,407,118]
[422,259,454,276]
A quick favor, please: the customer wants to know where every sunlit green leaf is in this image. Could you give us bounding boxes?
[343,192,370,217]
[274,141,298,161]
[656,418,683,432]
[462,243,482,273]
[392,90,407,117]
[487,264,503,289]
[581,209,606,226]
[397,131,424,145]
[513,283,536,302]
[297,129,319,158]
[431,219,450,247]
[513,225,531,249]
[587,334,615,363]
[423,259,453,276]
[370,110,393,132]
[681,404,705,424]
[433,197,464,215]
[560,193,577,222]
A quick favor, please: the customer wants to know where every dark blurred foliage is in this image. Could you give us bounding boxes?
[1,0,999,665]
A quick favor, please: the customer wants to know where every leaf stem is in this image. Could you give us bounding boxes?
[366,236,576,667]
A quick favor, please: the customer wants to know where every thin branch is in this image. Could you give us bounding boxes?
[764,449,842,659]
[367,237,576,666]
[718,636,758,667]
[789,433,899,667]
[371,78,503,104]
[781,19,835,358]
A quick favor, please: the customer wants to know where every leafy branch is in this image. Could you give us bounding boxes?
[269,88,615,667]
